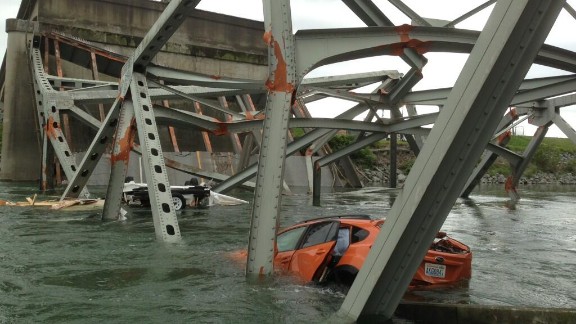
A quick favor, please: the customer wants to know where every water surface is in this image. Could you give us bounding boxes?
[0,183,574,322]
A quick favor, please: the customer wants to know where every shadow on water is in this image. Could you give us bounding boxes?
[0,183,575,322]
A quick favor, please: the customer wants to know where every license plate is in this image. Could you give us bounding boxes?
[425,263,446,278]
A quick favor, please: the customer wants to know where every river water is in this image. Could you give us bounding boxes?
[0,182,575,323]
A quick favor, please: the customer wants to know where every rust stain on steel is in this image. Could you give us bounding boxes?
[263,32,294,93]
[245,111,265,120]
[214,122,229,136]
[407,39,432,54]
[110,124,135,164]
[45,116,59,140]
[497,130,511,144]
[262,31,273,45]
[505,175,516,192]
[395,24,414,42]
[373,25,432,56]
[46,32,126,63]
[385,40,431,56]
[245,111,255,120]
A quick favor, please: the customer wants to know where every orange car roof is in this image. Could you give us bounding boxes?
[298,214,372,224]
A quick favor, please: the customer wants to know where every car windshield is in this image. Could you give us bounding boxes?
[277,226,307,252]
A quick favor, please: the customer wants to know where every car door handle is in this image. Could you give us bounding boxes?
[280,257,290,263]
[315,249,326,255]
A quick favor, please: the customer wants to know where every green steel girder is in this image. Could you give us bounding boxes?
[294,26,576,79]
[102,99,135,221]
[68,85,258,104]
[400,75,576,106]
[443,0,497,28]
[30,47,90,197]
[129,72,182,242]
[246,0,297,279]
[339,1,566,321]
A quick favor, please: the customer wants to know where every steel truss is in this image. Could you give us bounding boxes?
[23,0,576,321]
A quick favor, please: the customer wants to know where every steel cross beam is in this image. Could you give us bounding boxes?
[214,103,380,194]
[401,75,576,107]
[553,113,576,144]
[338,0,565,321]
[132,0,202,69]
[443,0,497,28]
[461,108,525,197]
[503,124,552,203]
[30,47,90,197]
[312,133,388,205]
[129,73,182,242]
[294,26,576,79]
[30,47,56,191]
[246,0,297,279]
[102,100,136,221]
[60,0,201,243]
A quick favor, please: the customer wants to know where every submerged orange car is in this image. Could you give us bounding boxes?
[269,215,472,287]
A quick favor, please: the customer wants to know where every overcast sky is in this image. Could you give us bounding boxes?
[1,0,575,137]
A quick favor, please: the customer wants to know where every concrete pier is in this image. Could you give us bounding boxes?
[1,19,38,180]
[1,0,268,181]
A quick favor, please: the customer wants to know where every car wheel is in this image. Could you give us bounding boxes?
[197,196,210,208]
[333,265,358,286]
[172,193,186,211]
[140,198,150,207]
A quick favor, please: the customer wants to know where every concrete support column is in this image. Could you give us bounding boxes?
[0,19,40,181]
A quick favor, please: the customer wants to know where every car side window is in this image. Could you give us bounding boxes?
[302,222,337,249]
[351,226,369,243]
[277,226,307,252]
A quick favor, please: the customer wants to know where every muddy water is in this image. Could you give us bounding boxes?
[0,182,574,322]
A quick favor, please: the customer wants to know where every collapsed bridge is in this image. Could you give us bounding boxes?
[1,0,576,321]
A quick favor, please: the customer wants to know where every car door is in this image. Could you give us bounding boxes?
[288,221,340,282]
[275,225,308,273]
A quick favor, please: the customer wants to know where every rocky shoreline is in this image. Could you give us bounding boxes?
[359,167,576,186]
[481,172,576,185]
[360,166,576,185]
[358,149,576,186]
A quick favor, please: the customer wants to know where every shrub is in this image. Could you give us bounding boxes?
[399,159,414,174]
[563,157,576,173]
[328,134,376,168]
[291,128,305,138]
[487,158,509,176]
[532,144,561,173]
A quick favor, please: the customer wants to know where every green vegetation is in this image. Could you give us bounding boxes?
[328,134,415,171]
[487,136,576,176]
[329,133,575,178]
[328,134,377,168]
[291,128,305,138]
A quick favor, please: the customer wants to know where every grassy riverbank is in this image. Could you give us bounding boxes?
[487,135,576,177]
[330,134,576,181]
